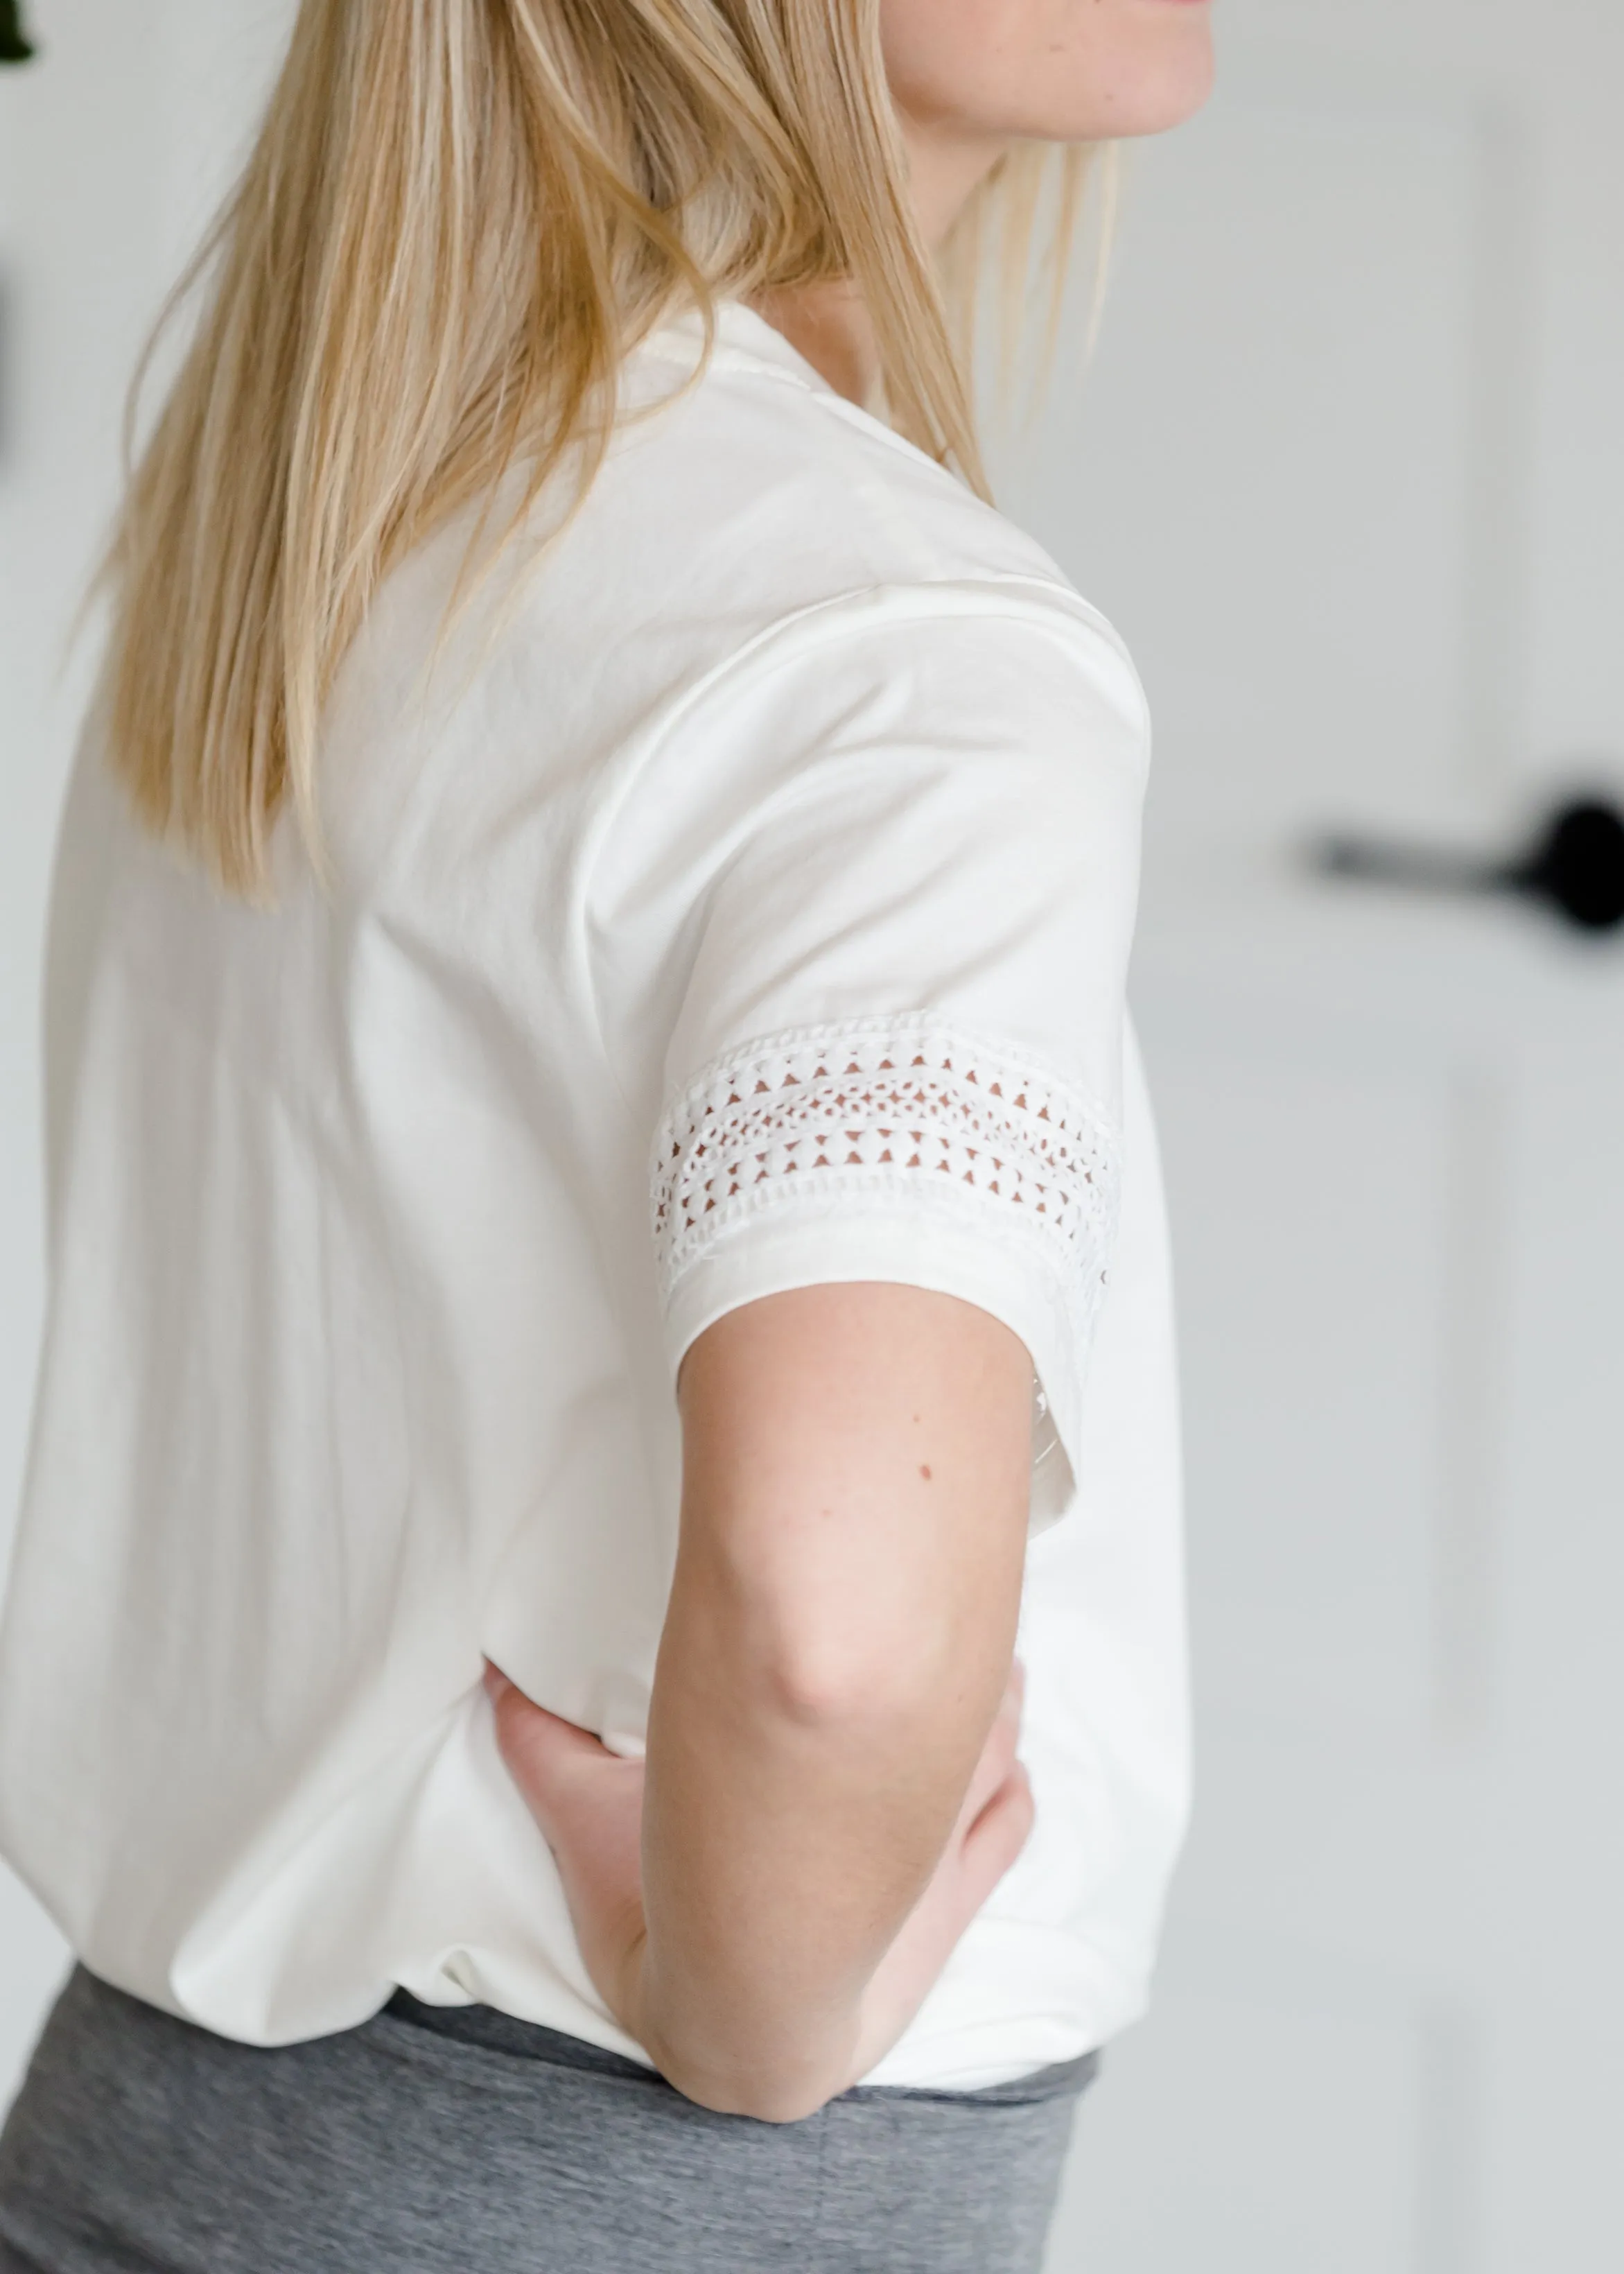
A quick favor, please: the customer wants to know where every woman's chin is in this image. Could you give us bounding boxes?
[1034,33,1216,145]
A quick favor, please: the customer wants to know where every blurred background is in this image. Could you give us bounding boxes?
[3,3,1623,2267]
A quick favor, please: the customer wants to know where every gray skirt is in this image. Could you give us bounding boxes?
[0,1968,1093,2273]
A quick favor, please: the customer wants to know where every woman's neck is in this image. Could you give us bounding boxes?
[753,280,878,406]
[755,119,1008,406]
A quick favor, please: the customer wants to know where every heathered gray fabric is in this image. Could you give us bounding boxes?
[0,1968,1093,2273]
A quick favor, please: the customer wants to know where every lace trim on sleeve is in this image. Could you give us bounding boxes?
[651,1015,1121,1313]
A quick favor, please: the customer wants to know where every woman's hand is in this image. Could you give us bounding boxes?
[483,1665,652,2038]
[483,1657,1033,2095]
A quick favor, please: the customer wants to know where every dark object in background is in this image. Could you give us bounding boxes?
[0,1,34,66]
[1314,795,1624,935]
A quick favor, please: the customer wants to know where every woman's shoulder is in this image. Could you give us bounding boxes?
[361,298,1128,731]
[320,306,1143,896]
[602,300,1083,626]
[464,300,1151,782]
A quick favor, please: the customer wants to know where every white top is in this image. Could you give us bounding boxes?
[0,302,1187,2090]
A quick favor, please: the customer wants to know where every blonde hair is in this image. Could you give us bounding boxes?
[103,0,1100,896]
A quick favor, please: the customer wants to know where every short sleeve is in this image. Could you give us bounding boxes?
[641,584,1150,1529]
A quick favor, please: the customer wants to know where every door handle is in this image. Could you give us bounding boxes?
[1313,796,1624,934]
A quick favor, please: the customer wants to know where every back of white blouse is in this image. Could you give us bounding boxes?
[0,302,1187,2090]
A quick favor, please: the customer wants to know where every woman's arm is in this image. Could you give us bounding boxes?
[489,1280,1036,2121]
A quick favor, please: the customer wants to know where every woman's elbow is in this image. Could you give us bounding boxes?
[657,2048,845,2126]
[753,1617,950,1736]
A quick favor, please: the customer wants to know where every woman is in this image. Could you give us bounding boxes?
[0,1,1211,2267]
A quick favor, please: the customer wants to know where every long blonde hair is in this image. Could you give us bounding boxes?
[104,0,1098,896]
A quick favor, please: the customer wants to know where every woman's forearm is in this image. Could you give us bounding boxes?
[489,1288,1038,2120]
[627,1285,1036,2122]
[631,1559,1014,2121]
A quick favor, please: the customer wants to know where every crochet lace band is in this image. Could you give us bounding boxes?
[651,1016,1121,1313]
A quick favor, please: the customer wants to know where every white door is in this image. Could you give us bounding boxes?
[1018,4,1624,2268]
